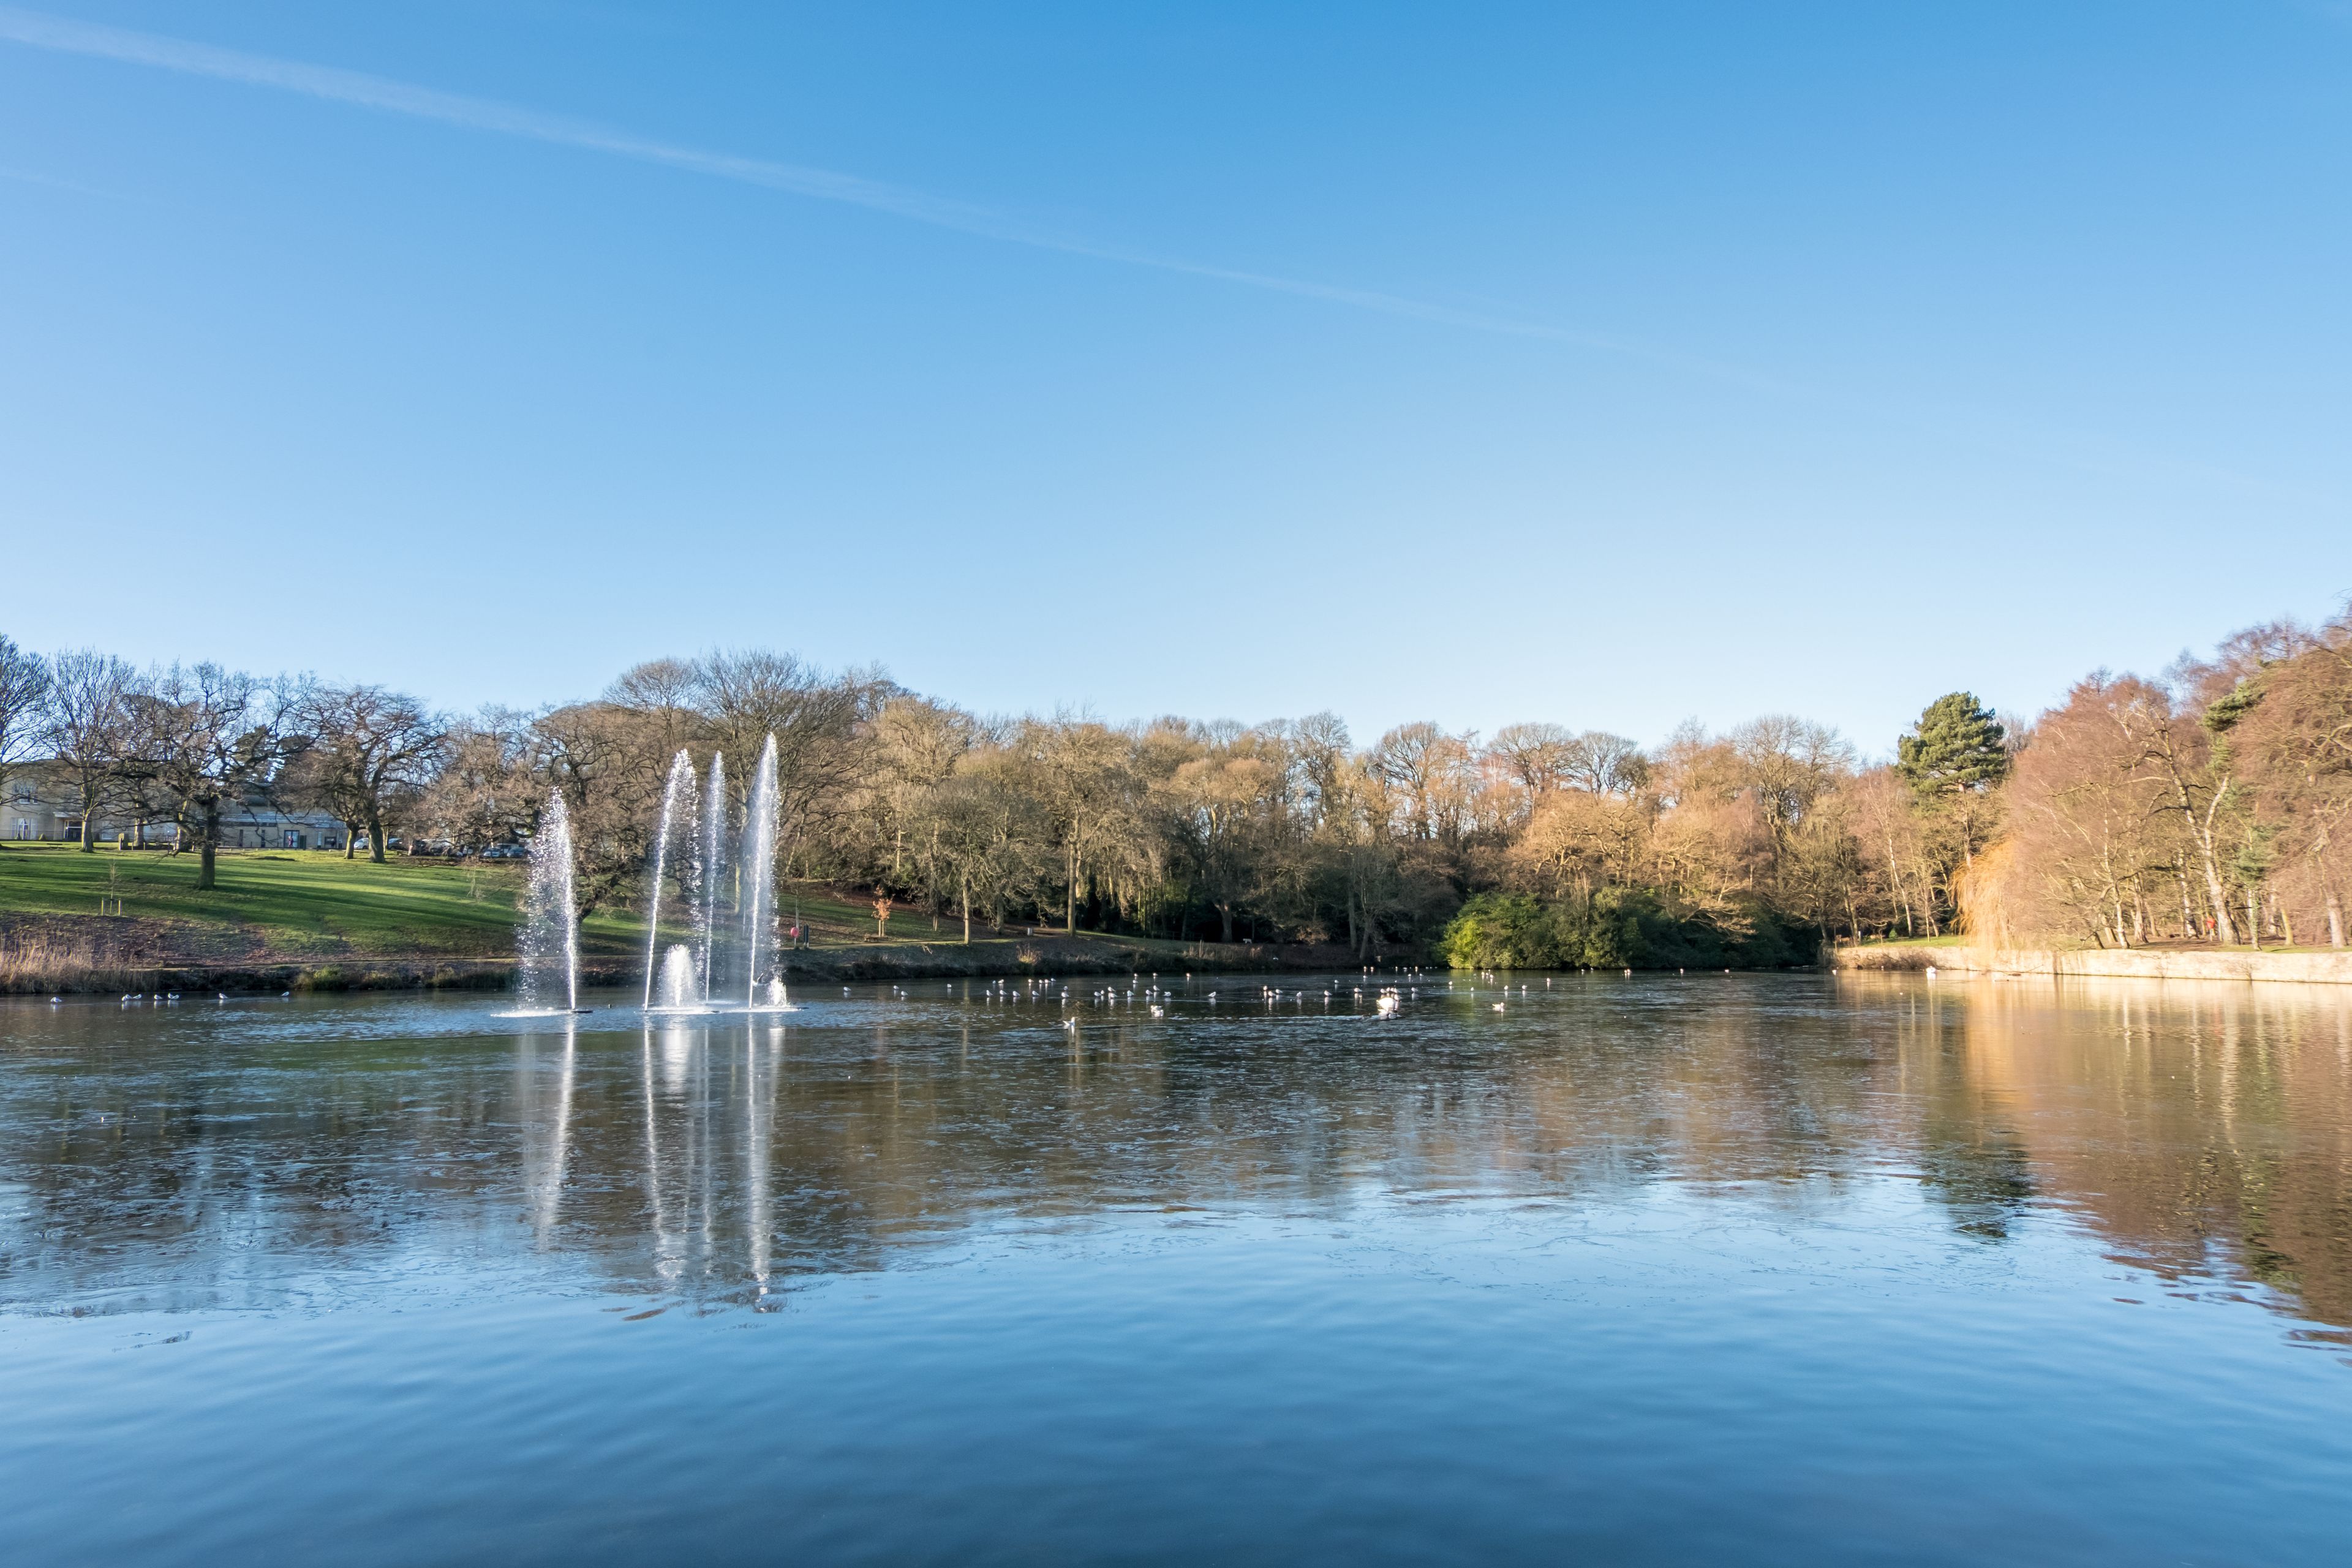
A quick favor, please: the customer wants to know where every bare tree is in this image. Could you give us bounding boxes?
[134,664,281,889]
[693,648,891,864]
[0,635,50,846]
[2127,688,2238,943]
[417,709,540,853]
[1488,723,1581,796]
[1166,741,1282,944]
[1372,722,1477,846]
[40,650,135,851]
[1974,675,2176,948]
[1564,731,1648,796]
[2223,608,2352,946]
[605,658,704,758]
[1019,714,1137,934]
[1730,715,1855,894]
[927,749,1045,941]
[530,700,666,910]
[290,684,449,862]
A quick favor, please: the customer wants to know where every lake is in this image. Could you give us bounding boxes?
[4,972,2350,1564]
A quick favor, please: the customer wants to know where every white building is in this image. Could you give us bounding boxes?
[3,762,348,850]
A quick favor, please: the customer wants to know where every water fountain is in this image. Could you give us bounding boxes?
[642,750,699,1009]
[655,943,698,1010]
[627,735,790,1014]
[699,752,726,1001]
[741,735,786,1011]
[512,789,587,1014]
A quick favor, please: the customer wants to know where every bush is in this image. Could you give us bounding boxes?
[1439,894,1559,970]
[1441,888,1814,970]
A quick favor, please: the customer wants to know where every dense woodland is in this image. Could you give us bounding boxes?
[1,605,2346,960]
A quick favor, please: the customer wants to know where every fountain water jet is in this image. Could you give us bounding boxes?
[741,735,786,1011]
[622,737,794,1013]
[653,943,701,1012]
[514,790,584,1014]
[700,752,728,1002]
[641,750,699,1009]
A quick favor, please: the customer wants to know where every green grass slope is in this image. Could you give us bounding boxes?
[0,844,639,959]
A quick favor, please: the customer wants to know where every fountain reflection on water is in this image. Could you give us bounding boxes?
[519,1023,576,1247]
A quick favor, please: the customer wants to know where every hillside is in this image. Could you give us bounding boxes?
[0,845,1264,992]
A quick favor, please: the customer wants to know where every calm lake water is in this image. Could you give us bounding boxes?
[4,972,2351,1564]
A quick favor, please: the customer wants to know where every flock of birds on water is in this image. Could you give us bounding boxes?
[837,971,1428,1028]
[57,963,1746,1016]
[72,990,298,1006]
[796,964,1733,1028]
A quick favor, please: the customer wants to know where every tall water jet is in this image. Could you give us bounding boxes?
[642,749,699,1009]
[655,943,698,1011]
[699,752,728,1003]
[517,789,581,1013]
[741,734,782,1010]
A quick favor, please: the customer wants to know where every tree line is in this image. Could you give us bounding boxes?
[1972,608,2351,951]
[2,606,2343,955]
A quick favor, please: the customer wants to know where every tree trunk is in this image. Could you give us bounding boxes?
[2327,891,2345,948]
[342,821,360,860]
[1065,848,1078,935]
[960,868,971,944]
[198,799,219,890]
[2191,797,2236,944]
[1218,901,1234,944]
[368,807,386,864]
[79,794,97,852]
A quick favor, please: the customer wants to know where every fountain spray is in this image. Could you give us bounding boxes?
[643,749,697,1009]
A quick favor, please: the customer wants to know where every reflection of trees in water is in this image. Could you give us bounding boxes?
[3,982,2350,1330]
[1919,1124,2037,1242]
[1930,981,2352,1328]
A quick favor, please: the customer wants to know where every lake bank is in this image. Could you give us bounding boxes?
[1833,942,2352,985]
[0,912,1332,994]
[0,845,1374,994]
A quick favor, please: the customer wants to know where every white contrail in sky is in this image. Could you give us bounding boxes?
[0,3,1787,388]
[0,6,2316,503]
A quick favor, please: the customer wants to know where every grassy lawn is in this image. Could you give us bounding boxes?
[0,846,1191,965]
[0,843,639,959]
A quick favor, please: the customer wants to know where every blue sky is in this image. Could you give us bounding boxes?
[2,1,2346,756]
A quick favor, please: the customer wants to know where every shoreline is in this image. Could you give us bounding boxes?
[0,928,1346,996]
[1832,943,2352,986]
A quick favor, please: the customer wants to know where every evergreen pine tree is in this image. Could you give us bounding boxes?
[1896,693,2008,797]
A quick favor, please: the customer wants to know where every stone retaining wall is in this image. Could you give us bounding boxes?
[1831,944,2352,985]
